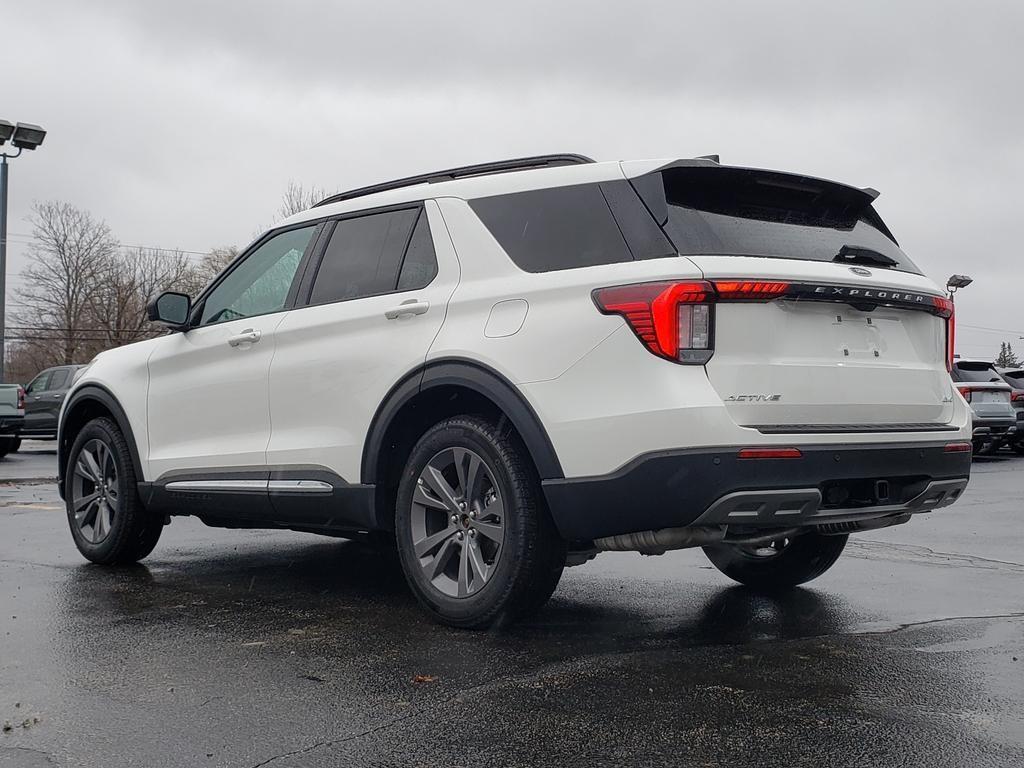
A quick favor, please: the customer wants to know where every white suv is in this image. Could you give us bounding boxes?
[58,154,973,628]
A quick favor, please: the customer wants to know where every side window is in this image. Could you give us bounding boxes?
[47,368,70,390]
[309,208,418,305]
[26,371,51,394]
[469,181,673,273]
[397,210,438,291]
[199,226,316,325]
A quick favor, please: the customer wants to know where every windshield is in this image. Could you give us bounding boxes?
[647,166,921,274]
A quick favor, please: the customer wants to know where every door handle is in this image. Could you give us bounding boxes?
[384,299,429,320]
[227,328,262,347]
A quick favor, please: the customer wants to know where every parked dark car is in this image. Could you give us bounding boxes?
[951,359,1017,454]
[997,367,1024,453]
[21,365,86,440]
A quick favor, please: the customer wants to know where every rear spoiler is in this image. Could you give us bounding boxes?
[625,159,897,245]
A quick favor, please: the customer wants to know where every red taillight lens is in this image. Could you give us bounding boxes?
[593,281,714,364]
[1013,392,1024,402]
[17,386,25,410]
[737,447,803,459]
[933,296,955,372]
[713,280,790,300]
[944,442,972,453]
[957,386,972,403]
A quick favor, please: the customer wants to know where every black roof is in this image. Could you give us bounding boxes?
[313,154,594,208]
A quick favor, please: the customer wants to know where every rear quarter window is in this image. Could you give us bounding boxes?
[469,181,674,273]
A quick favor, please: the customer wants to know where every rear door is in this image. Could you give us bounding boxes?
[635,164,955,431]
[266,201,458,526]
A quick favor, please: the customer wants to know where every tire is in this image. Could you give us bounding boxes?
[702,532,848,592]
[10,438,21,453]
[0,437,11,459]
[1014,444,1024,456]
[64,416,163,565]
[394,415,565,629]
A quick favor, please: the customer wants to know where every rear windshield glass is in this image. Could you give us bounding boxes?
[643,166,921,274]
[1000,371,1024,388]
[953,363,1003,383]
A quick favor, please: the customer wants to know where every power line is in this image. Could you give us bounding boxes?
[2,232,213,259]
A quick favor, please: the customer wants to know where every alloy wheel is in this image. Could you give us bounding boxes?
[71,438,120,544]
[410,447,505,598]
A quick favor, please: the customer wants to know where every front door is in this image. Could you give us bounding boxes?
[23,369,55,435]
[146,224,319,486]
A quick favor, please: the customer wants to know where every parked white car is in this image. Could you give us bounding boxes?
[58,154,972,627]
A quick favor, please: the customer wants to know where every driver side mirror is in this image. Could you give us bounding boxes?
[147,291,192,330]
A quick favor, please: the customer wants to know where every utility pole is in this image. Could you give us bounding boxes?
[0,154,10,382]
[0,121,47,382]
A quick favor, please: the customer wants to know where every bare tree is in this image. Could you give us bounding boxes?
[189,246,239,293]
[81,247,198,354]
[14,201,119,366]
[278,180,328,219]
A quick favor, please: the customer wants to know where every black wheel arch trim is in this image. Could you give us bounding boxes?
[58,384,144,500]
[361,358,564,485]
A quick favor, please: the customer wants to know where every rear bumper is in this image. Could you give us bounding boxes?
[542,441,972,541]
[0,415,23,436]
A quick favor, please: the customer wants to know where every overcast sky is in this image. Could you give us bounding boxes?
[4,0,1022,359]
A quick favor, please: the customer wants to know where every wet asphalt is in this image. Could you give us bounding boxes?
[0,452,1022,767]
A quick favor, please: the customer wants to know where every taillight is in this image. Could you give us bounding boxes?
[592,281,714,364]
[17,386,24,411]
[1013,392,1024,402]
[713,281,790,300]
[957,386,972,403]
[933,296,955,372]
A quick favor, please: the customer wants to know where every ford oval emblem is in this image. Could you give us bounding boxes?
[850,266,872,277]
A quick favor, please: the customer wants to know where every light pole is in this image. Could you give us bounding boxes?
[0,121,47,382]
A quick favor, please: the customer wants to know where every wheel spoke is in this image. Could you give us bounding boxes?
[75,455,99,484]
[76,500,100,530]
[453,448,482,502]
[413,524,456,557]
[424,537,458,580]
[472,519,503,544]
[467,538,489,587]
[422,463,461,514]
[73,490,100,515]
[457,540,471,597]
[95,502,112,540]
[412,482,448,511]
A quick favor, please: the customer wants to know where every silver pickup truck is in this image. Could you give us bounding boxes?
[0,383,25,457]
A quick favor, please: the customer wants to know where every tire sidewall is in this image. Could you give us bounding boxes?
[65,418,137,562]
[395,419,533,626]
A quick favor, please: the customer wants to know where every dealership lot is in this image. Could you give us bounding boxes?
[1,451,1022,767]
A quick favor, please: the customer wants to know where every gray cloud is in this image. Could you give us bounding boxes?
[3,0,1023,357]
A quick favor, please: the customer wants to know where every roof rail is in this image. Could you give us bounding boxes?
[313,153,595,208]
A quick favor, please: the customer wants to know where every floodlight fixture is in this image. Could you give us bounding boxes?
[11,122,46,150]
[946,274,973,292]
